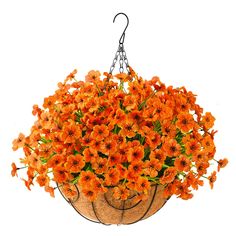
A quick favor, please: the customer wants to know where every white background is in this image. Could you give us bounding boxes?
[0,0,235,235]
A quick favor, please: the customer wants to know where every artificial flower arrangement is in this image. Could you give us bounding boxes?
[11,66,228,224]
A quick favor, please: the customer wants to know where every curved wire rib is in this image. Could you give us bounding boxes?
[104,192,142,211]
[92,202,111,226]
[126,184,158,225]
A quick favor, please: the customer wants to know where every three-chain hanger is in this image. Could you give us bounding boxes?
[109,13,130,75]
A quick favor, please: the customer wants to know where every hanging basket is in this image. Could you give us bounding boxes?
[11,12,228,226]
[58,184,168,225]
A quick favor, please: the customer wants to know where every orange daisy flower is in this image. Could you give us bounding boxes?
[160,167,177,185]
[201,112,215,130]
[192,150,208,164]
[100,139,117,155]
[53,166,68,183]
[61,183,77,199]
[143,159,161,177]
[149,149,166,163]
[136,177,151,194]
[185,139,201,156]
[85,70,101,83]
[162,138,181,157]
[201,135,215,153]
[196,161,209,176]
[47,154,65,168]
[123,95,137,111]
[45,186,55,197]
[104,168,120,186]
[145,131,161,149]
[91,178,107,193]
[82,188,98,202]
[174,155,191,172]
[91,124,109,141]
[176,113,195,133]
[128,161,143,176]
[108,153,121,167]
[113,185,130,200]
[61,121,81,143]
[66,154,85,173]
[127,146,144,162]
[12,133,25,151]
[83,148,98,163]
[208,171,217,189]
[11,162,18,177]
[92,157,108,175]
[217,158,228,172]
[79,171,96,187]
[119,120,138,138]
[36,174,49,187]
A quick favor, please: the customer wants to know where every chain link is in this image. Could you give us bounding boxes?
[109,43,130,74]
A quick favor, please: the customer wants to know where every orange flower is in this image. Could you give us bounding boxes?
[12,133,25,151]
[186,172,203,190]
[53,166,68,183]
[66,154,85,173]
[201,135,215,153]
[91,178,107,193]
[113,109,126,124]
[11,162,18,177]
[185,140,201,156]
[85,70,101,83]
[127,146,144,162]
[208,171,217,189]
[160,167,177,185]
[174,155,191,172]
[100,139,117,155]
[45,186,55,197]
[149,149,166,163]
[79,171,96,187]
[217,158,228,172]
[196,161,209,176]
[91,124,109,141]
[116,164,128,179]
[83,148,98,163]
[145,131,161,149]
[82,188,97,202]
[192,150,207,164]
[119,120,138,138]
[92,157,108,175]
[113,185,130,200]
[61,121,81,143]
[108,153,121,167]
[36,174,49,187]
[47,154,65,168]
[144,159,162,177]
[61,183,77,199]
[201,112,215,130]
[123,95,137,111]
[162,138,181,157]
[176,113,195,133]
[128,161,143,176]
[136,177,150,194]
[104,168,120,186]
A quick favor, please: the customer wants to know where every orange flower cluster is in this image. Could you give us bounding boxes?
[12,67,228,201]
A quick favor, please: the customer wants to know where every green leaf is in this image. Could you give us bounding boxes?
[40,137,52,144]
[97,106,106,113]
[75,109,83,123]
[143,147,151,161]
[153,120,162,135]
[112,124,121,134]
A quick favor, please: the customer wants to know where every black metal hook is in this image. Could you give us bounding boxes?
[113,12,129,45]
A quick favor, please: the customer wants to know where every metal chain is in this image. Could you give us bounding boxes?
[109,44,130,74]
